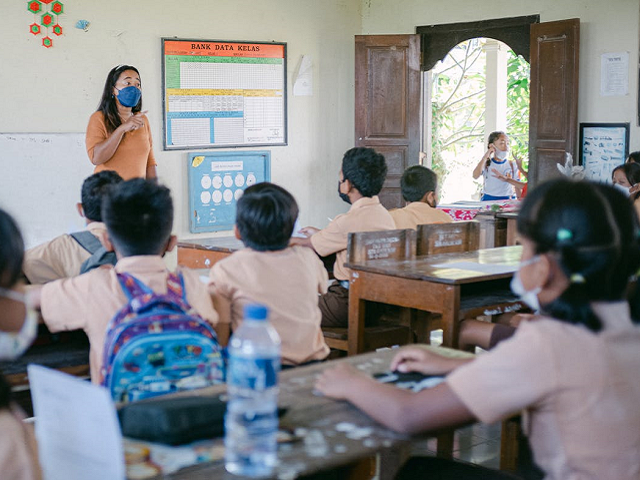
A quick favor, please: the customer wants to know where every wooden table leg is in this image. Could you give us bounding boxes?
[348,272,367,356]
[440,286,460,348]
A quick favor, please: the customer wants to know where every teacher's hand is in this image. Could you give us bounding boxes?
[121,111,148,132]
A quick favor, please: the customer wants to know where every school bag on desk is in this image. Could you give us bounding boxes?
[100,272,225,403]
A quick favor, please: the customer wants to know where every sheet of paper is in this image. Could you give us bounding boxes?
[431,261,517,275]
[293,55,313,96]
[28,365,125,480]
[600,52,629,96]
[291,218,307,238]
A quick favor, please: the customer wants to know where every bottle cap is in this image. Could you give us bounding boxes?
[243,303,268,321]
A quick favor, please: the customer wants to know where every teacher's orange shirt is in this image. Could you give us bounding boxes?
[86,111,156,180]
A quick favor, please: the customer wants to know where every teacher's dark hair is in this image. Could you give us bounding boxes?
[517,179,640,331]
[97,65,142,134]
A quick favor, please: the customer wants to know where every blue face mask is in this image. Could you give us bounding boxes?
[115,86,141,108]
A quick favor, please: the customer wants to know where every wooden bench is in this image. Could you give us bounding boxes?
[323,229,415,354]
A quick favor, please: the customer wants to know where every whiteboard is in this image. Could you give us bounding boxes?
[0,133,94,249]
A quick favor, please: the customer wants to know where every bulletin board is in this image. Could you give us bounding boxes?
[188,151,271,233]
[162,38,287,150]
[580,123,629,182]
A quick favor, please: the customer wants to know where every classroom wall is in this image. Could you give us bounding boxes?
[361,0,640,152]
[0,0,361,243]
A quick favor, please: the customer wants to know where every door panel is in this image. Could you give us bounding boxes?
[355,35,421,209]
[529,19,580,187]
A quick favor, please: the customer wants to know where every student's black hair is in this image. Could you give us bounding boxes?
[102,179,173,257]
[81,171,123,222]
[0,209,24,290]
[485,131,507,168]
[400,165,438,202]
[97,65,142,134]
[341,147,388,198]
[612,163,640,201]
[626,151,640,164]
[235,182,298,251]
[517,179,640,331]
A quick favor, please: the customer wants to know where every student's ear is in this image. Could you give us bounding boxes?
[102,235,115,253]
[233,225,242,241]
[76,203,85,219]
[422,191,437,207]
[165,235,178,254]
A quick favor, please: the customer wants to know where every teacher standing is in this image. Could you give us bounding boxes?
[86,65,157,180]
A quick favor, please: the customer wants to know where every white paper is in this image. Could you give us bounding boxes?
[293,55,313,96]
[28,365,125,480]
[291,218,307,238]
[431,261,518,275]
[600,52,629,96]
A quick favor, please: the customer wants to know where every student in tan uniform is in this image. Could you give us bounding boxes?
[209,182,329,367]
[22,171,123,284]
[0,209,41,480]
[389,165,452,229]
[30,179,220,383]
[291,147,395,328]
[316,179,640,480]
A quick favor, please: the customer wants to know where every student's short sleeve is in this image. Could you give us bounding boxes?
[41,275,97,333]
[310,215,348,257]
[310,250,329,294]
[208,261,234,301]
[446,322,557,424]
[178,267,218,326]
[144,116,157,167]
[85,111,108,161]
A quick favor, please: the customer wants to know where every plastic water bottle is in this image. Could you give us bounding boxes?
[225,303,281,477]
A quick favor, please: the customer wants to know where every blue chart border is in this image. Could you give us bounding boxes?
[187,150,271,233]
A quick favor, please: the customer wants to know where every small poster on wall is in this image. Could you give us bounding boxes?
[580,123,629,183]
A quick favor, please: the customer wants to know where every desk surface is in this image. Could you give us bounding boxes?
[142,346,471,480]
[346,245,522,285]
[177,236,245,253]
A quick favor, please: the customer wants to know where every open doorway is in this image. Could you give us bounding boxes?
[426,38,530,203]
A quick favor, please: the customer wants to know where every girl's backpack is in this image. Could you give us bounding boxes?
[100,272,224,403]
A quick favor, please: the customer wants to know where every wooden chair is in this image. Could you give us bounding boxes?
[416,220,480,255]
[322,229,416,354]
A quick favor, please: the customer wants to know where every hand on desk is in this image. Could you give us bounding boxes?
[315,363,367,400]
[390,346,472,376]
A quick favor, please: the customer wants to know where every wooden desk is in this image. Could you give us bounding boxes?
[177,236,244,269]
[345,246,523,353]
[496,212,519,246]
[139,346,471,480]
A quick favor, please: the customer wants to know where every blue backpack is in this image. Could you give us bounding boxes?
[100,272,224,403]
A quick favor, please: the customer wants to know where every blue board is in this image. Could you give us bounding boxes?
[188,151,270,233]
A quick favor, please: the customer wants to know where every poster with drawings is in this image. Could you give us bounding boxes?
[188,151,270,233]
[580,123,629,183]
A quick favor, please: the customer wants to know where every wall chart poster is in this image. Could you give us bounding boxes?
[162,38,287,150]
[188,151,271,233]
[579,123,629,183]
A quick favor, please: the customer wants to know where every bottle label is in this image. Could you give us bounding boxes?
[228,356,279,390]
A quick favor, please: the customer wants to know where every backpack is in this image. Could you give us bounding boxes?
[69,230,117,273]
[100,272,225,403]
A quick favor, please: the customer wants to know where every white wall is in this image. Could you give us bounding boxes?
[361,0,640,152]
[0,0,361,243]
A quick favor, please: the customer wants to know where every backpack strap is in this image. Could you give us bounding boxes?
[166,272,188,303]
[116,272,154,300]
[80,247,117,274]
[69,231,103,255]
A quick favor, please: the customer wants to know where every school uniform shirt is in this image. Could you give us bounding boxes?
[0,406,42,480]
[40,256,218,383]
[388,202,453,230]
[482,158,516,198]
[209,246,329,365]
[22,222,107,284]
[446,302,640,480]
[310,196,396,281]
[86,111,156,180]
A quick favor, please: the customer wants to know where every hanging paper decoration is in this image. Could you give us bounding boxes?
[26,0,64,48]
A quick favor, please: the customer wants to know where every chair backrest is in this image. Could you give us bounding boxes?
[416,220,480,255]
[347,229,416,264]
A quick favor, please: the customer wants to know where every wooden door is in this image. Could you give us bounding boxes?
[528,19,580,187]
[355,35,421,209]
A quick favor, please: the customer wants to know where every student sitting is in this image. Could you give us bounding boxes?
[23,171,123,284]
[0,209,42,480]
[291,147,395,328]
[30,179,220,383]
[316,179,640,480]
[209,182,329,367]
[612,162,640,219]
[388,165,452,229]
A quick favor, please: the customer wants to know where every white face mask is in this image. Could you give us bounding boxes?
[613,183,632,196]
[510,256,541,312]
[494,148,508,161]
[0,287,38,361]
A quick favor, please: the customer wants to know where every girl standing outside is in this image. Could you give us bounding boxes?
[86,65,156,180]
[473,131,517,201]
